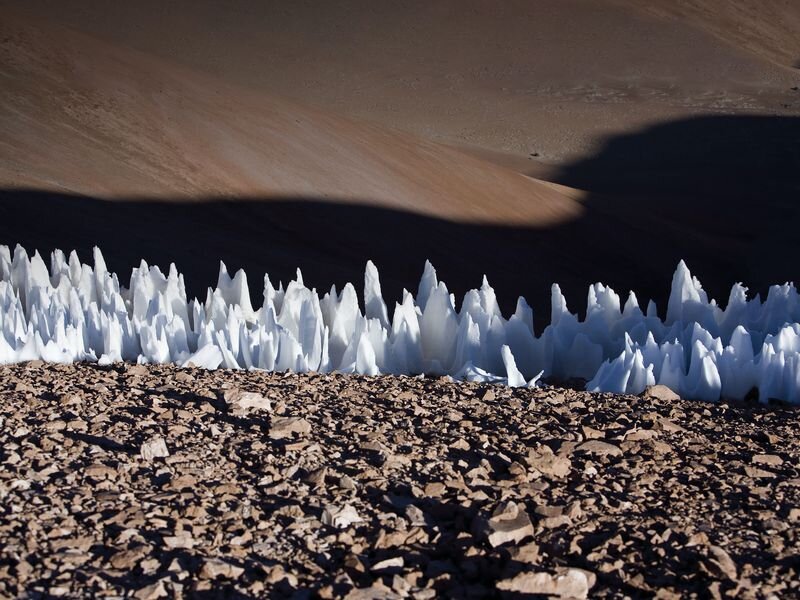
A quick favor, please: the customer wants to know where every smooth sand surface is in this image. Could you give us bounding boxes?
[0,10,582,226]
[7,0,799,167]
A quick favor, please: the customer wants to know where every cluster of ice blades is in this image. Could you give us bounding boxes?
[1,244,800,403]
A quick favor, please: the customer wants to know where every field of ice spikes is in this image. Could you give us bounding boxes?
[2,244,800,403]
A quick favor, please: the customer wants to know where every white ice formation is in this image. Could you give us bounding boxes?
[1,244,800,403]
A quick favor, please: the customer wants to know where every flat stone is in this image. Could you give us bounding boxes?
[269,417,311,439]
[643,385,680,402]
[581,425,605,440]
[625,429,659,441]
[199,559,244,579]
[110,546,149,570]
[526,448,571,478]
[140,436,169,461]
[223,389,272,414]
[744,465,776,479]
[371,557,404,572]
[576,440,622,457]
[752,454,783,466]
[509,541,540,564]
[134,579,168,600]
[478,501,534,548]
[707,545,738,581]
[163,531,195,549]
[496,568,594,598]
[322,504,362,529]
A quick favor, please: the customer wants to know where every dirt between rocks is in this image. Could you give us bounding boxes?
[0,362,798,598]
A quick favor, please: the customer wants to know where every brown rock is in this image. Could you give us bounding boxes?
[707,545,738,581]
[163,531,195,549]
[269,417,311,439]
[625,428,659,441]
[371,556,404,572]
[134,579,168,600]
[140,436,169,461]
[424,482,446,497]
[322,504,362,529]
[199,559,244,579]
[581,425,605,440]
[496,568,594,598]
[223,389,272,414]
[744,465,776,479]
[304,466,328,489]
[656,417,686,433]
[509,541,540,564]
[110,545,149,570]
[576,440,622,457]
[752,454,783,466]
[478,501,534,548]
[526,447,571,478]
[644,385,680,402]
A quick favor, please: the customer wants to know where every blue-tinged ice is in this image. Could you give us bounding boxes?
[2,244,800,403]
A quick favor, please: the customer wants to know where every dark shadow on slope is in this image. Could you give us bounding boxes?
[552,114,800,307]
[1,117,799,326]
[557,115,800,200]
[1,188,591,326]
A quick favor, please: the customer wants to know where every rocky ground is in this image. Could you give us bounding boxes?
[0,362,798,599]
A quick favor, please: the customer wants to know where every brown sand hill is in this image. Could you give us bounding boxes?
[0,362,797,597]
[1,4,799,316]
[0,10,581,226]
[9,0,800,171]
[622,0,800,70]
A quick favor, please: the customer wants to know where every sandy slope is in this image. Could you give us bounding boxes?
[9,0,799,169]
[1,4,799,316]
[0,11,581,226]
[621,0,800,69]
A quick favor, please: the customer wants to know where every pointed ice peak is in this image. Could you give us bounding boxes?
[729,284,749,309]
[646,300,658,319]
[263,274,276,297]
[667,260,709,325]
[295,268,304,287]
[729,325,754,361]
[478,275,501,318]
[550,284,569,325]
[587,283,598,310]
[417,260,438,312]
[92,246,107,272]
[623,291,641,316]
[623,331,634,352]
[501,345,526,387]
[364,260,389,328]
[587,281,621,321]
[67,249,79,265]
[12,244,29,267]
[512,296,534,334]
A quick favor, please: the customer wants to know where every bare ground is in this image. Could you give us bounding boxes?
[0,362,797,598]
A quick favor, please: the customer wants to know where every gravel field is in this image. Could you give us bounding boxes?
[0,362,798,598]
